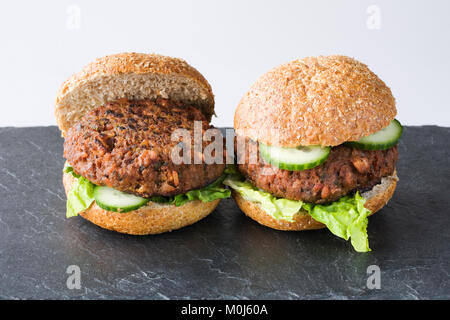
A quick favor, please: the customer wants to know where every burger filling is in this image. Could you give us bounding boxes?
[63,99,230,217]
[237,139,398,204]
[225,128,400,252]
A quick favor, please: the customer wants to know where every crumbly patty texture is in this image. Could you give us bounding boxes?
[64,99,225,197]
[234,55,396,147]
[237,138,398,204]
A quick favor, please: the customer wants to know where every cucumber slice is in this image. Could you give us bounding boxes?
[345,119,402,150]
[259,143,331,171]
[94,186,149,213]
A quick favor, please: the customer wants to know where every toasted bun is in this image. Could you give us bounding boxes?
[55,52,214,136]
[63,170,220,235]
[231,171,398,231]
[234,55,396,147]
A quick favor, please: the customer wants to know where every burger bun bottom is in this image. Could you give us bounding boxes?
[63,171,220,235]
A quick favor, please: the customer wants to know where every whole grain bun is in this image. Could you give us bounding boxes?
[234,55,396,147]
[63,170,220,235]
[231,171,398,231]
[55,52,214,136]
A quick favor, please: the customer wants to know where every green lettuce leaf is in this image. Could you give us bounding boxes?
[150,173,231,207]
[224,165,371,252]
[64,165,95,218]
[223,177,302,221]
[302,193,371,252]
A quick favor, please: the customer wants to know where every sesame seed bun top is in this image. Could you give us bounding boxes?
[234,55,397,147]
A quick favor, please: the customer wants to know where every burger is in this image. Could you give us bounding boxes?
[224,55,402,252]
[55,53,230,235]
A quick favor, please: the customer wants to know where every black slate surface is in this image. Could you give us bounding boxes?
[0,126,448,299]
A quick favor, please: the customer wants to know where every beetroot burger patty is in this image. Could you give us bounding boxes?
[64,98,225,197]
[237,138,398,204]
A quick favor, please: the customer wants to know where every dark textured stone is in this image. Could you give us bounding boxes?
[0,126,448,299]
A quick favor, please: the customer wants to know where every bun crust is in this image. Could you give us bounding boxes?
[55,52,214,136]
[63,171,220,235]
[232,171,398,231]
[234,55,396,147]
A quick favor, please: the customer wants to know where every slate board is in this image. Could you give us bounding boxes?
[0,126,448,299]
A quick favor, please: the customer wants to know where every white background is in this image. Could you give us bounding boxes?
[1,0,449,128]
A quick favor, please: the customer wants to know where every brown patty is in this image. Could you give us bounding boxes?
[237,138,398,204]
[64,99,225,197]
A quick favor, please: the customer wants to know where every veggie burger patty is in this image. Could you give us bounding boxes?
[237,138,398,204]
[64,98,225,197]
